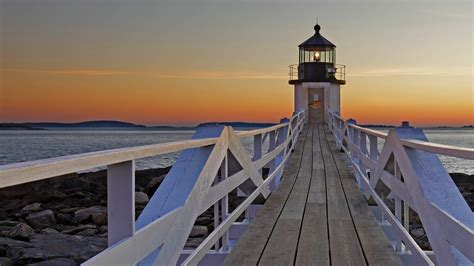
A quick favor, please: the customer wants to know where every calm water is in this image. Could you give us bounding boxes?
[0,129,472,174]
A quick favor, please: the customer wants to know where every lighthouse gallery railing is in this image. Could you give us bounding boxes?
[0,110,306,265]
[327,110,474,266]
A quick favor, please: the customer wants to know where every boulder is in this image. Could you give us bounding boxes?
[411,228,425,238]
[58,207,81,214]
[185,238,203,248]
[76,229,97,236]
[0,257,14,266]
[61,225,96,235]
[98,226,107,234]
[73,206,106,224]
[2,200,27,212]
[91,213,107,226]
[0,209,8,220]
[135,192,149,205]
[0,221,19,227]
[21,203,42,213]
[8,223,35,241]
[56,213,73,225]
[0,236,33,249]
[143,176,165,196]
[196,216,212,225]
[189,225,208,238]
[25,210,56,229]
[27,258,78,266]
[40,228,59,235]
[5,233,106,264]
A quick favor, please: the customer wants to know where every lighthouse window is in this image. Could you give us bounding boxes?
[300,48,335,63]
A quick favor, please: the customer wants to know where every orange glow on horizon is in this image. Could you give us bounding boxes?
[1,68,472,127]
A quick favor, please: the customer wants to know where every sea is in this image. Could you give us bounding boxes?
[0,129,472,174]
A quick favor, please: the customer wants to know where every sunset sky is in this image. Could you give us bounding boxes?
[1,0,472,126]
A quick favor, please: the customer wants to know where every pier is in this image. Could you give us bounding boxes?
[0,108,472,265]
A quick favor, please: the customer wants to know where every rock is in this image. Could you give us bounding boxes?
[411,228,425,238]
[144,176,165,196]
[58,207,80,214]
[196,216,212,225]
[185,238,204,248]
[0,209,7,220]
[26,210,56,229]
[73,206,106,224]
[21,203,42,213]
[189,225,208,238]
[56,213,73,225]
[76,229,97,236]
[60,225,96,235]
[135,192,149,205]
[41,228,59,235]
[0,257,14,266]
[27,258,78,266]
[2,200,27,212]
[91,213,107,226]
[8,223,35,241]
[5,233,106,264]
[0,221,19,227]
[0,236,33,249]
[98,225,107,234]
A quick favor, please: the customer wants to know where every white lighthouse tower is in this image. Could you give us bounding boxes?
[289,24,345,123]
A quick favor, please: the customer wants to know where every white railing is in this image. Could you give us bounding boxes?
[0,110,306,265]
[327,110,474,266]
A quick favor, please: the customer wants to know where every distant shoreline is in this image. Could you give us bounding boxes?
[1,120,472,131]
[0,120,277,131]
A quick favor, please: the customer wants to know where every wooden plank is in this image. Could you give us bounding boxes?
[325,125,403,266]
[319,125,351,221]
[319,125,367,265]
[223,126,309,266]
[258,124,313,265]
[329,219,367,266]
[295,125,329,266]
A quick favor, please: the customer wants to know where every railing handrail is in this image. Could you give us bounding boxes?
[326,109,474,265]
[0,109,307,265]
[342,114,474,160]
[288,63,346,81]
[0,112,304,189]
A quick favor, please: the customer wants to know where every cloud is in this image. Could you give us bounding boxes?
[1,68,287,80]
[348,67,473,77]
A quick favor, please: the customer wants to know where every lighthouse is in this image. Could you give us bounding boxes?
[289,24,345,123]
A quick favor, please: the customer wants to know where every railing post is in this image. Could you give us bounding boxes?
[215,153,229,251]
[359,131,368,190]
[107,160,135,246]
[267,130,277,190]
[253,134,262,162]
[274,118,289,188]
[394,162,403,252]
[346,119,357,157]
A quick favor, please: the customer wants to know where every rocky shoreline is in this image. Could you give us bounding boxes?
[0,168,472,265]
[0,167,248,265]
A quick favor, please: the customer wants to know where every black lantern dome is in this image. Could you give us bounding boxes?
[289,24,345,85]
[299,24,336,48]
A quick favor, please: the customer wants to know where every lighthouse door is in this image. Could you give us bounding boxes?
[308,88,324,124]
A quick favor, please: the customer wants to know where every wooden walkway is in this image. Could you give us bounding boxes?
[224,123,403,266]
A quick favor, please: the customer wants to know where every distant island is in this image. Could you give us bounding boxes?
[1,121,472,131]
[0,120,276,131]
[0,123,45,130]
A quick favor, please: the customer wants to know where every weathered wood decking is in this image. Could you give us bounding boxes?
[224,123,403,265]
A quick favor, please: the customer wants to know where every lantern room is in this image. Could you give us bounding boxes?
[290,24,345,84]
